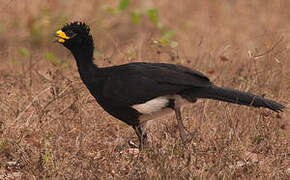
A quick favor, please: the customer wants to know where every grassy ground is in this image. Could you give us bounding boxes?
[0,0,289,179]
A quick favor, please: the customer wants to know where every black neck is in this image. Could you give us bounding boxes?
[70,46,98,82]
[72,49,94,66]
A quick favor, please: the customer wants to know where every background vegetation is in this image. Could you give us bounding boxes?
[0,0,289,179]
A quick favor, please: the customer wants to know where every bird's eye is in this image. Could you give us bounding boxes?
[66,30,75,37]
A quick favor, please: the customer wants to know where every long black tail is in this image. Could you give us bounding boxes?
[194,85,284,112]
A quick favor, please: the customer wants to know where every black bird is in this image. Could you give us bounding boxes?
[54,21,284,149]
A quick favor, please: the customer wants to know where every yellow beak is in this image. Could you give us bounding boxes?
[54,30,70,43]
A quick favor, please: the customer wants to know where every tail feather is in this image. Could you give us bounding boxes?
[194,86,284,112]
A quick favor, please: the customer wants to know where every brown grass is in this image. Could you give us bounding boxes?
[0,0,289,179]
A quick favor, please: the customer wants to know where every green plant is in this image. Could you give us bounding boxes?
[103,0,179,52]
[44,52,70,68]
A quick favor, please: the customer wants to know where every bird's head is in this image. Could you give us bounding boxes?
[54,21,94,52]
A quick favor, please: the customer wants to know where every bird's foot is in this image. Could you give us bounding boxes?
[180,129,198,144]
[128,140,139,148]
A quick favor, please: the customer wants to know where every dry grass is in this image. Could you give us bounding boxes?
[0,0,289,179]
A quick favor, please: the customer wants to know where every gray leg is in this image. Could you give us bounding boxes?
[133,124,148,150]
[174,107,194,143]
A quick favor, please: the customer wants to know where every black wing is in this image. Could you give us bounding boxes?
[101,62,211,106]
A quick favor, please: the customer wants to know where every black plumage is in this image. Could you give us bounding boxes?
[54,21,284,149]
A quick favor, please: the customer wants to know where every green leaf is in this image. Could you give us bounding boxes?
[118,0,130,11]
[170,41,179,48]
[129,50,136,59]
[162,31,175,40]
[239,76,247,82]
[103,6,116,14]
[17,48,29,57]
[146,8,159,25]
[131,10,141,24]
[160,31,175,45]
[44,52,61,66]
[43,152,51,164]
[160,39,169,45]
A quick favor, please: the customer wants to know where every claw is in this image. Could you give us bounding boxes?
[180,129,197,144]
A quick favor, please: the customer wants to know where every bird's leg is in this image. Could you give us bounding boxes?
[133,124,148,150]
[174,107,194,143]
